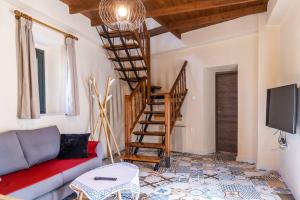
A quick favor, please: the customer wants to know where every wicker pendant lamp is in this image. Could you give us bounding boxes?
[99,0,146,31]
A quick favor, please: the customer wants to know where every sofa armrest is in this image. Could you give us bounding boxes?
[95,142,103,160]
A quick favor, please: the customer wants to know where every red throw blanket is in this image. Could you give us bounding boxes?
[0,141,99,194]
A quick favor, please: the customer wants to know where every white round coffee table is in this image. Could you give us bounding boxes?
[70,162,140,200]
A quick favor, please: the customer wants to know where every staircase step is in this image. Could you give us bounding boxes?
[109,56,144,62]
[151,93,166,99]
[151,85,162,92]
[147,102,165,105]
[144,110,165,115]
[122,154,161,163]
[138,120,165,125]
[103,43,139,51]
[115,67,147,72]
[120,76,146,82]
[99,30,135,39]
[129,142,165,149]
[133,131,165,136]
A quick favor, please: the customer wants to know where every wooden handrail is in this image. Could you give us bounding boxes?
[170,61,188,94]
[164,61,188,166]
[168,60,188,130]
[124,78,148,155]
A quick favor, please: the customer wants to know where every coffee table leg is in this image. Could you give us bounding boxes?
[78,192,84,200]
[132,192,139,200]
[117,191,122,200]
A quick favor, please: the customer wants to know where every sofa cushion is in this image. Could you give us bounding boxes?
[17,126,60,167]
[10,174,63,200]
[36,183,74,200]
[0,131,29,176]
[58,134,90,159]
[0,156,97,195]
[62,157,101,184]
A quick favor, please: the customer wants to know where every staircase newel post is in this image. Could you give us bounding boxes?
[145,22,151,103]
[146,54,151,103]
[164,93,171,168]
[125,95,132,155]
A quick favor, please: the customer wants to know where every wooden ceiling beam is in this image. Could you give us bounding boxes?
[91,17,103,27]
[68,0,99,14]
[61,0,269,37]
[90,18,177,38]
[91,23,173,38]
[68,0,150,14]
[69,0,260,16]
[177,19,231,33]
[147,0,260,17]
[167,3,267,31]
[90,18,171,37]
[149,26,169,37]
[154,18,181,39]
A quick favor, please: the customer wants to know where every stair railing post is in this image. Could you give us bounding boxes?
[164,93,171,168]
[133,23,151,102]
[143,22,151,103]
[125,95,132,155]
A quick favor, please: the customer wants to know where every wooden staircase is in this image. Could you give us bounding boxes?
[97,23,188,169]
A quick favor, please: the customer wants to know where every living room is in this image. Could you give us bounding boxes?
[0,0,299,199]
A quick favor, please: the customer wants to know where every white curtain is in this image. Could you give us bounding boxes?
[110,79,125,152]
[16,17,40,119]
[65,37,80,116]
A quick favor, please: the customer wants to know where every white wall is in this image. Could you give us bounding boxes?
[0,0,122,149]
[152,34,258,162]
[277,1,300,198]
[1,0,300,196]
[250,1,300,198]
[149,14,261,163]
[150,14,259,55]
[256,14,281,170]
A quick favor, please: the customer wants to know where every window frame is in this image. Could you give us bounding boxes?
[36,48,46,114]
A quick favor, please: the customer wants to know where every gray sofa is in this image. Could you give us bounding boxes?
[0,126,103,200]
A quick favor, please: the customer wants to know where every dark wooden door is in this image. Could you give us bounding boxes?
[216,72,238,153]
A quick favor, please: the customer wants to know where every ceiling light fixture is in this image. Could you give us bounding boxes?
[99,0,146,31]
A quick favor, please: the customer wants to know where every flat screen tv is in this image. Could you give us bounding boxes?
[266,84,298,134]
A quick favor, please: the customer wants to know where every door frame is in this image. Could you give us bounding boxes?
[215,71,238,153]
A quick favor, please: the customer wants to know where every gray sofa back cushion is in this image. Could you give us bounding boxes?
[17,126,60,167]
[0,131,29,176]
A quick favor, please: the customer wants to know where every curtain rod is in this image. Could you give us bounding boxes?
[14,10,79,40]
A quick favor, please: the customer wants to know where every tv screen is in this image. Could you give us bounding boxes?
[266,84,298,134]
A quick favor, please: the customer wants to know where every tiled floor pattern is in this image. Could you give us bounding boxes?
[68,152,294,200]
[134,152,294,200]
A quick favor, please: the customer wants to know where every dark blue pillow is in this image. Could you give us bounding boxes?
[58,134,90,159]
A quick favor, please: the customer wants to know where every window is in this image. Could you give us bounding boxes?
[36,49,46,114]
[33,23,66,114]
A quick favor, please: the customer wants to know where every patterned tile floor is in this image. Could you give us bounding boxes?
[134,152,294,200]
[68,152,294,200]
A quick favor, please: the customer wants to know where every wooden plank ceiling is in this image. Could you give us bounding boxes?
[60,0,269,39]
